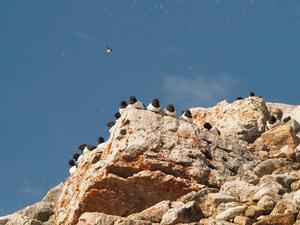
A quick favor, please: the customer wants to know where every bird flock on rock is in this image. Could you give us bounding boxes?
[68,91,285,175]
[68,95,200,175]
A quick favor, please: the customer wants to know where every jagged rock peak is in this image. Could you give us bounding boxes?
[1,97,300,225]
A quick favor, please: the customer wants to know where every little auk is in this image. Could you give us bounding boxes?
[147,98,161,113]
[164,104,176,117]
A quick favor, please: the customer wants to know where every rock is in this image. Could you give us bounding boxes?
[245,205,266,218]
[267,105,283,120]
[289,106,300,127]
[252,186,278,201]
[296,145,300,163]
[288,119,300,133]
[240,170,260,185]
[254,213,296,225]
[257,150,269,161]
[271,201,298,215]
[217,202,242,214]
[267,103,297,122]
[177,188,218,204]
[0,218,8,225]
[2,100,300,225]
[234,215,255,225]
[20,201,54,222]
[77,212,154,225]
[252,176,285,201]
[128,200,171,223]
[54,108,256,225]
[0,213,42,225]
[204,193,237,215]
[260,123,299,151]
[295,220,300,225]
[191,97,269,143]
[200,218,237,225]
[160,201,204,225]
[220,180,257,202]
[254,158,300,177]
[0,183,62,225]
[257,195,276,212]
[291,180,300,191]
[276,145,296,161]
[42,183,63,203]
[215,205,247,221]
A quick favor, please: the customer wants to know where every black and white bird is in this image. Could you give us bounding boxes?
[147,98,161,113]
[115,112,121,120]
[119,101,128,114]
[106,46,112,53]
[129,96,144,109]
[266,115,280,130]
[107,121,116,131]
[249,92,255,97]
[97,136,105,149]
[87,145,97,151]
[73,153,81,162]
[269,115,277,124]
[204,122,220,135]
[68,159,77,175]
[164,104,176,117]
[180,109,193,123]
[203,122,212,130]
[78,144,88,154]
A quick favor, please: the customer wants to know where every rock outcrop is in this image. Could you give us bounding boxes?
[191,96,269,143]
[1,97,300,225]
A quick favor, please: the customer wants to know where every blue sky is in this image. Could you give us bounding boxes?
[0,0,300,215]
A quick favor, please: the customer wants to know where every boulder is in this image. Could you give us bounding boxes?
[254,158,300,177]
[254,213,296,225]
[220,180,257,202]
[257,195,276,212]
[127,200,171,223]
[245,205,266,218]
[215,205,247,221]
[234,215,255,225]
[191,97,269,143]
[160,201,204,225]
[204,193,236,215]
[260,123,299,151]
[77,212,153,225]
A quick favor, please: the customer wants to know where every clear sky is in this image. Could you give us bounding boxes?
[0,0,300,216]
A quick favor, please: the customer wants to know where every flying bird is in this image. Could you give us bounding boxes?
[106,46,113,53]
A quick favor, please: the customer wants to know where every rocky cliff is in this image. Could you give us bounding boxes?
[1,96,300,225]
